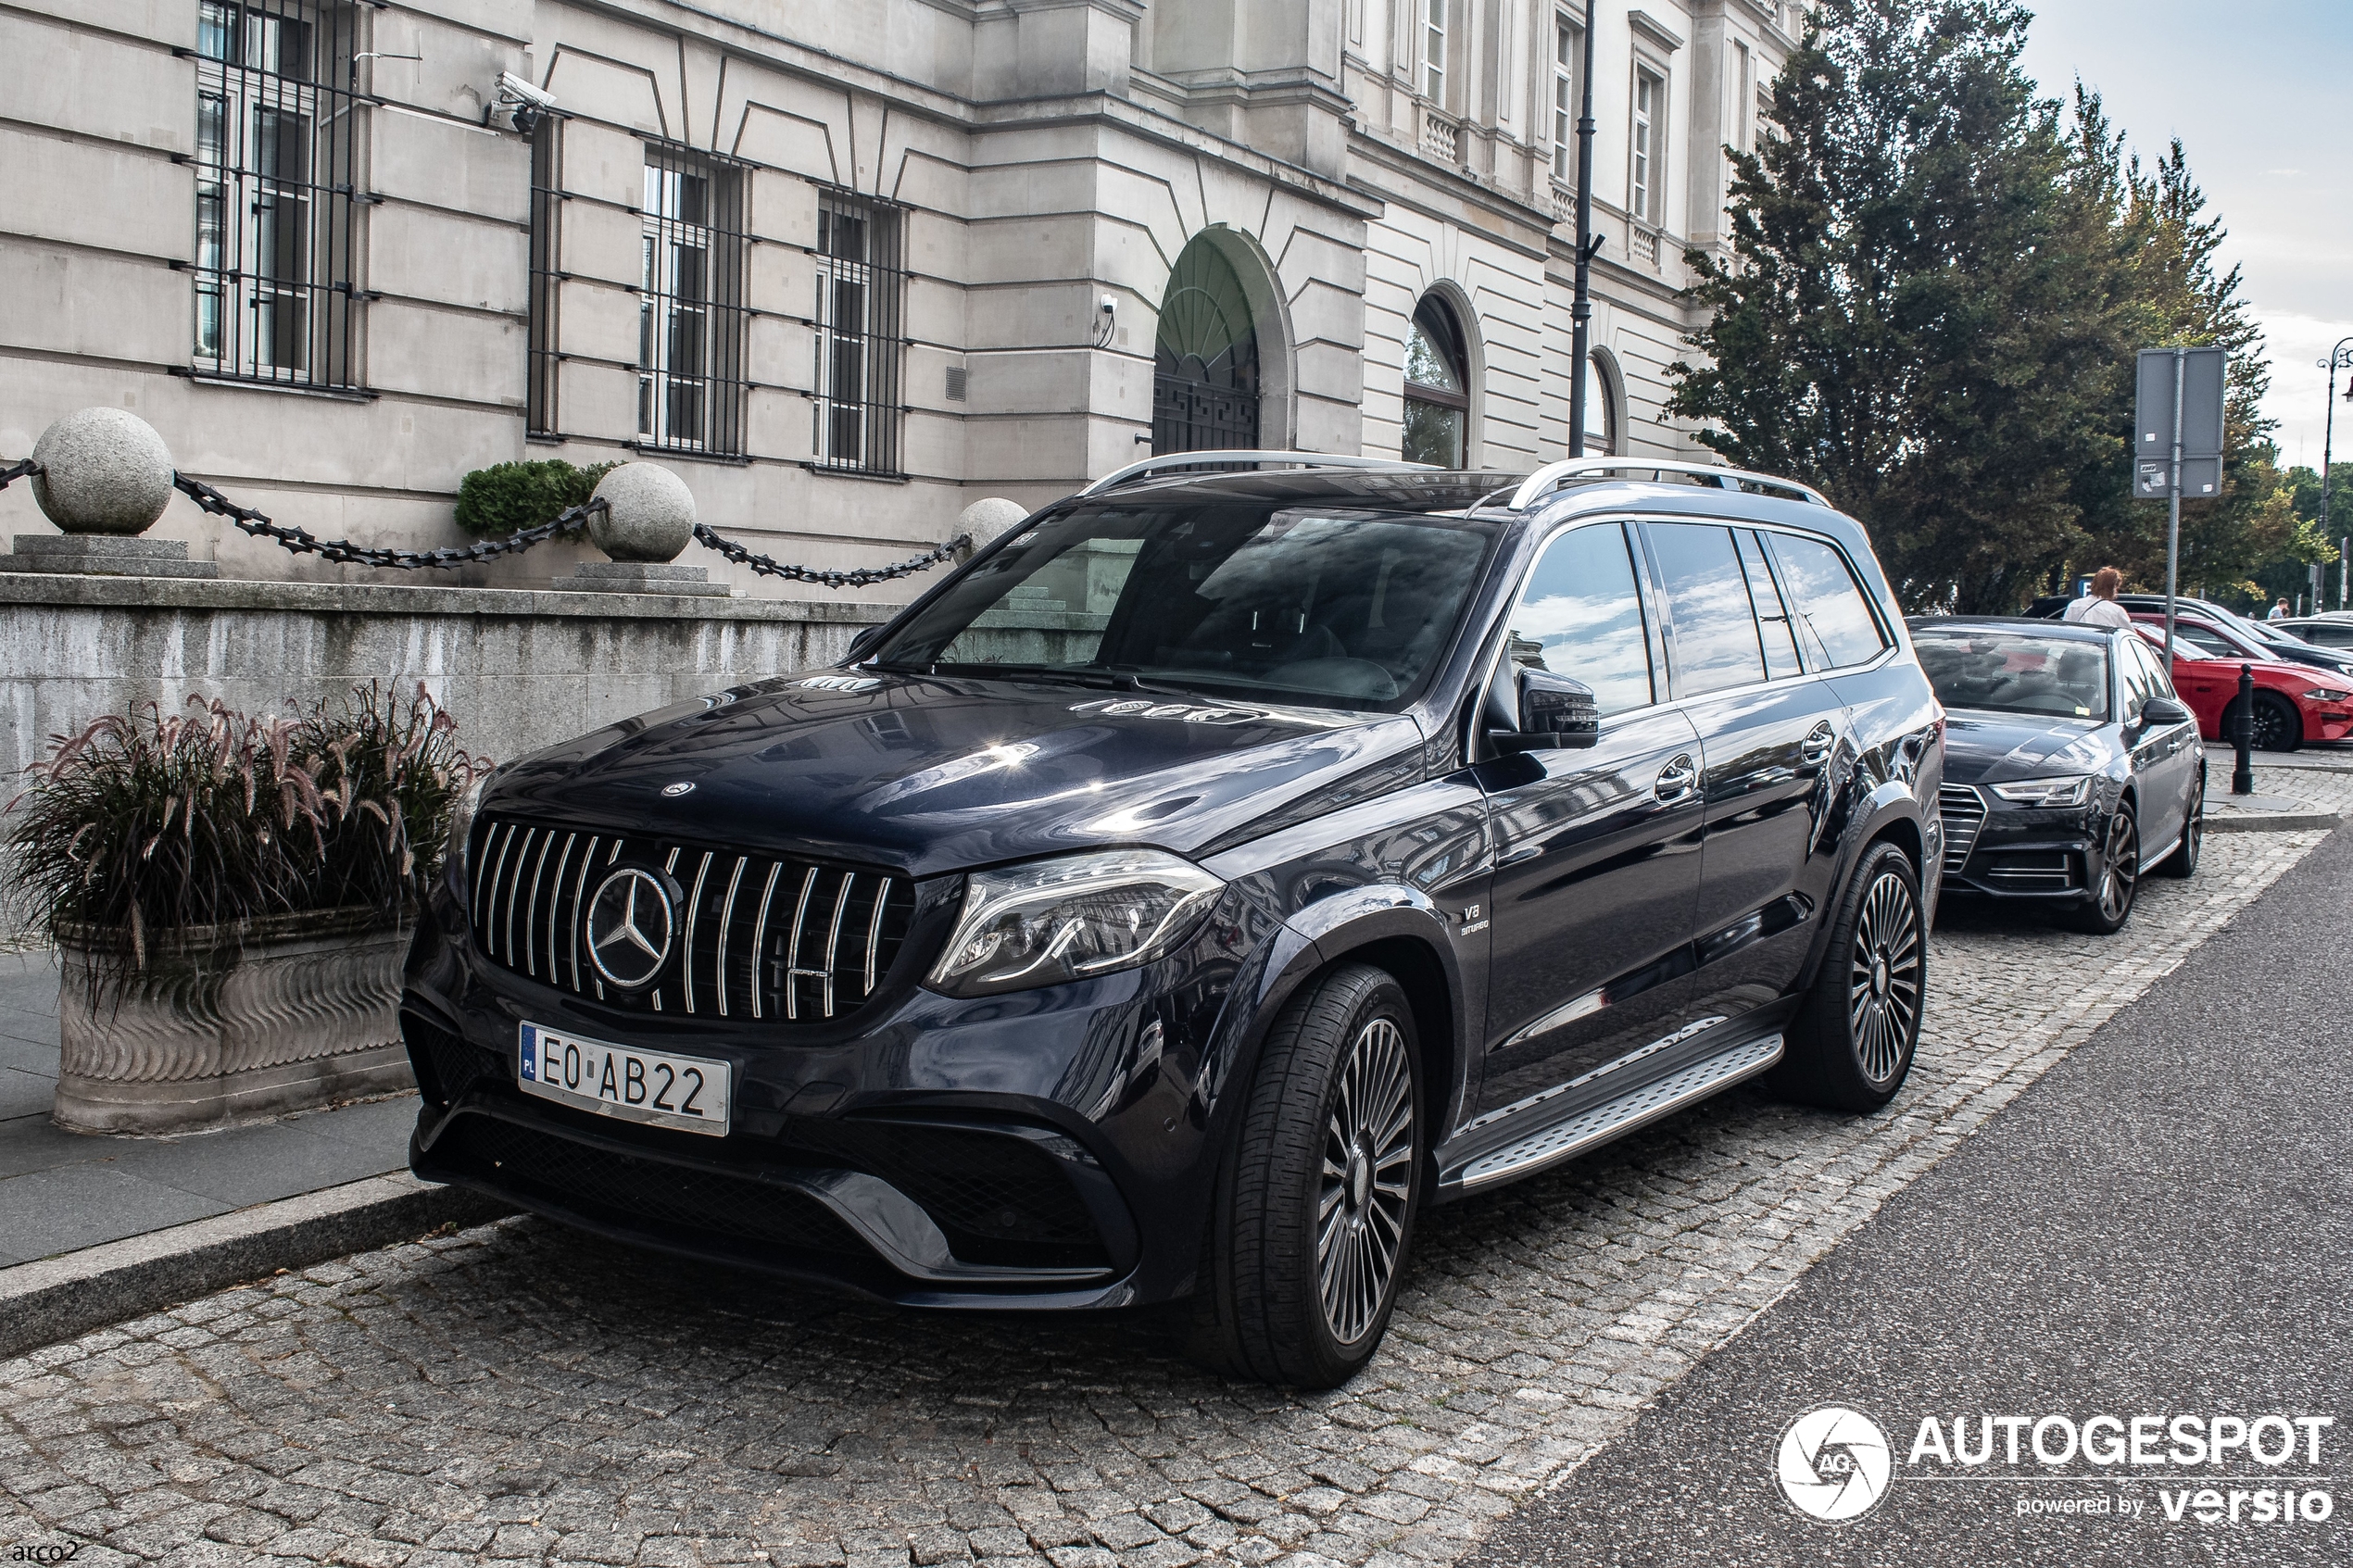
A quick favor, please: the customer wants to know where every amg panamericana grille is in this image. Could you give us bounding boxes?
[469,817,914,1020]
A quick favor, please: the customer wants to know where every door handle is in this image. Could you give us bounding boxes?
[1801,722,1836,766]
[1655,754,1698,804]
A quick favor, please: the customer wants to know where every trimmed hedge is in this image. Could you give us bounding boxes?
[453,458,619,538]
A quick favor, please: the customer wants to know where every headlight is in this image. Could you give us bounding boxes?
[1988,774,2094,808]
[926,848,1225,997]
[2304,688,2350,703]
[447,767,497,886]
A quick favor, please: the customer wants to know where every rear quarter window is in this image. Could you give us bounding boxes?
[1768,532,1889,670]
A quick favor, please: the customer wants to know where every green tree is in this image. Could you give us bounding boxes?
[2250,465,2340,614]
[1670,0,2128,611]
[1669,3,2289,614]
[2064,125,2309,604]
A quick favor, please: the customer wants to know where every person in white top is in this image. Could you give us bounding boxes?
[2061,566,2133,630]
[2269,598,2290,621]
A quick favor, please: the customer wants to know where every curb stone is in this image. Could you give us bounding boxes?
[2205,806,2341,834]
[0,1171,510,1360]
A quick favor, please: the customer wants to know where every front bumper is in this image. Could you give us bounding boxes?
[400,878,1270,1311]
[1937,788,2103,902]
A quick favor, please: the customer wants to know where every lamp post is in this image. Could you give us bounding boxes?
[2322,336,2353,610]
[1567,0,1601,457]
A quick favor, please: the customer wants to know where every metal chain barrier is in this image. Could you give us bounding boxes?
[692,522,970,589]
[172,472,604,571]
[3,455,969,587]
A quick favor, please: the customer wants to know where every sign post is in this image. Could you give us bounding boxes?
[2134,346,2227,665]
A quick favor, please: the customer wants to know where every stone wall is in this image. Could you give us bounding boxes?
[0,576,898,786]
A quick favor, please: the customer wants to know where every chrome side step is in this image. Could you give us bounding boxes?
[1448,1035,1784,1192]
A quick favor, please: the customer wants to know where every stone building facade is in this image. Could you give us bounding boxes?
[0,0,1794,601]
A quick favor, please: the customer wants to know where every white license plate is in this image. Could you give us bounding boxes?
[517,1022,731,1137]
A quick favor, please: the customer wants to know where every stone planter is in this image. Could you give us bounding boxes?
[55,908,413,1135]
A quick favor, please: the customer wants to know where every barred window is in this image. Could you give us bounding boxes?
[637,144,747,455]
[526,116,561,434]
[192,0,365,389]
[812,192,906,475]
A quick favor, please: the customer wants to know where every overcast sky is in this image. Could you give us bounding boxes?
[2013,0,2353,471]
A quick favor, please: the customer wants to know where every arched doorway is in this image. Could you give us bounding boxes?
[1152,236,1261,454]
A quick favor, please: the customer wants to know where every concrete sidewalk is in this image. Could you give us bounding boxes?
[0,947,419,1266]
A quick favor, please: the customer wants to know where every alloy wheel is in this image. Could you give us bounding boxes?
[2251,696,2296,751]
[1845,870,1922,1086]
[2096,809,2139,922]
[1316,1015,1416,1345]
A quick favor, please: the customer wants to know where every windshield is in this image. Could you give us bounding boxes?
[1914,629,2109,721]
[868,500,1498,709]
[2208,605,2287,646]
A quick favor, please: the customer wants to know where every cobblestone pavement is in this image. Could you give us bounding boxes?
[0,830,2326,1568]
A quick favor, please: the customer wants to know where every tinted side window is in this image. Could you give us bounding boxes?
[1648,522,1768,696]
[2129,637,2178,702]
[1509,522,1654,717]
[2173,623,2237,659]
[1734,529,1803,678]
[2118,638,2162,721]
[1767,533,1889,669]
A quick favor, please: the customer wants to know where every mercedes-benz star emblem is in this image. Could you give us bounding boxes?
[661,781,696,797]
[584,868,674,988]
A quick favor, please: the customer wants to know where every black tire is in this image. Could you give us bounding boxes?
[2226,690,2302,753]
[2153,768,2204,879]
[2065,800,2140,934]
[1188,962,1424,1388]
[1770,841,1923,1113]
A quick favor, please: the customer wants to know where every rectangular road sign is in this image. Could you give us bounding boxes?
[2135,458,2221,498]
[2133,346,2228,495]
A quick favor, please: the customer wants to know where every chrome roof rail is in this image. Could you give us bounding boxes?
[1505,458,1831,511]
[1076,449,1438,497]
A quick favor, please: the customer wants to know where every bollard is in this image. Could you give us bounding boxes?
[2232,662,2256,796]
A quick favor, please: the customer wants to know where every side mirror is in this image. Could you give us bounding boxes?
[845,623,887,662]
[2139,696,2191,727]
[1496,669,1600,752]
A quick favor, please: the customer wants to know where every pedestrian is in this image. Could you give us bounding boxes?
[2062,567,2133,630]
[2269,597,2290,621]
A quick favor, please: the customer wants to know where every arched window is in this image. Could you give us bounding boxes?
[1152,237,1261,454]
[1579,350,1617,456]
[1403,295,1471,467]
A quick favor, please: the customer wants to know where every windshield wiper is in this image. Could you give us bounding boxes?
[939,663,1212,698]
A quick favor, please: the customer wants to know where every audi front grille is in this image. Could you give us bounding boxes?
[1937,784,1987,876]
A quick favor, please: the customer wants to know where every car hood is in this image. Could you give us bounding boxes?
[484,671,1425,879]
[1940,711,2117,787]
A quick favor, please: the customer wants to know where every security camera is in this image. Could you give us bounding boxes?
[499,71,557,110]
[487,70,557,135]
[1100,295,1117,315]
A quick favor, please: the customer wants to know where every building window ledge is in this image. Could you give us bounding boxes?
[172,368,376,404]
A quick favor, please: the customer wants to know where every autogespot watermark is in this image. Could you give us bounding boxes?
[1777,1405,1897,1523]
[1773,1405,2338,1529]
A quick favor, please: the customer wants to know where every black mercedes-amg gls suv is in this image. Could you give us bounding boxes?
[401,454,1944,1387]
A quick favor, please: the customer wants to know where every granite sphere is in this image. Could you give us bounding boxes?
[30,408,177,536]
[589,462,697,562]
[956,496,1029,553]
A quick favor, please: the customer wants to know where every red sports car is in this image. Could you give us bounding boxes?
[2129,621,2353,751]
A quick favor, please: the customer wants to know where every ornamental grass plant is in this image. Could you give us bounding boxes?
[6,683,486,972]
